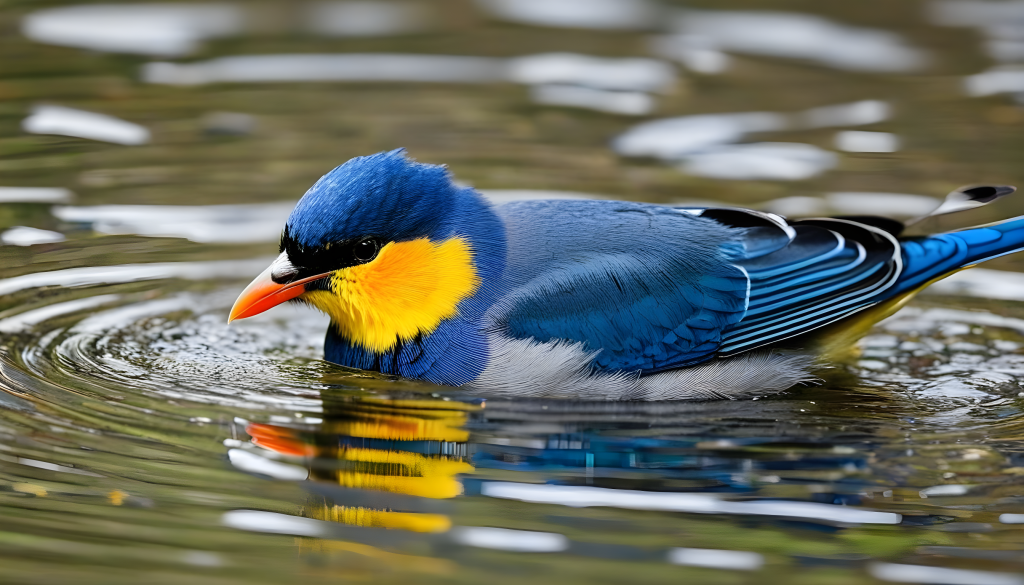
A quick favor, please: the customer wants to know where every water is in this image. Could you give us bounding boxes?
[3,1,1024,583]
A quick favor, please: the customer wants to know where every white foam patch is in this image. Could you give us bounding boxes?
[181,551,223,567]
[869,562,1024,585]
[143,52,675,94]
[665,10,926,72]
[450,527,569,552]
[142,51,679,115]
[667,548,765,571]
[475,0,659,30]
[826,192,939,216]
[22,105,150,145]
[760,196,829,217]
[482,482,902,524]
[965,66,1024,96]
[1,226,65,246]
[919,484,971,497]
[613,112,788,159]
[613,100,893,179]
[22,3,241,57]
[529,85,653,115]
[228,449,308,480]
[0,187,73,204]
[680,142,837,181]
[508,53,676,93]
[835,130,899,153]
[303,1,429,37]
[649,35,730,74]
[144,54,506,85]
[615,100,890,160]
[222,510,326,536]
[802,99,892,128]
[54,203,293,243]
[762,191,941,218]
[142,51,679,93]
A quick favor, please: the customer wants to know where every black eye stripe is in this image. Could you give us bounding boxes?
[280,227,382,277]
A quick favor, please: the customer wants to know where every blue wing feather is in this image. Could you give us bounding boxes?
[493,200,750,373]
[491,199,1024,376]
[495,251,748,372]
[741,226,845,277]
[721,218,901,353]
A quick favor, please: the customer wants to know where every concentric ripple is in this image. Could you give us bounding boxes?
[5,284,338,411]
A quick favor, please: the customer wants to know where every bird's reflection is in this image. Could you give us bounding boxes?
[229,387,995,574]
[246,392,477,536]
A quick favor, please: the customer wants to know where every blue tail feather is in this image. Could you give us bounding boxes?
[894,216,1024,295]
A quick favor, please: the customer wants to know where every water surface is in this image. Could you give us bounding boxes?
[3,1,1024,583]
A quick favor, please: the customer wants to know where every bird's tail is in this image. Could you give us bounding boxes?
[894,215,1024,295]
[807,215,1024,361]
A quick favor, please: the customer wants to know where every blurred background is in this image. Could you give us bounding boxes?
[4,1,1024,584]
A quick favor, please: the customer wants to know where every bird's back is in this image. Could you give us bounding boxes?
[487,198,1024,381]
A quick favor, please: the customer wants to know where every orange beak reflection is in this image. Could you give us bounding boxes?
[228,253,330,322]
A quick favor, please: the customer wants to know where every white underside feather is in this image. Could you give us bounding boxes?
[465,334,818,400]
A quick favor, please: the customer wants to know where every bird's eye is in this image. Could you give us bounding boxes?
[352,238,379,263]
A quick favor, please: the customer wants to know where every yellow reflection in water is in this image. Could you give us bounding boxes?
[255,396,477,544]
[326,411,469,442]
[332,469,465,499]
[308,504,451,533]
[331,445,473,498]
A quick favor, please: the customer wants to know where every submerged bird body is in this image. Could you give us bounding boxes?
[230,150,1024,399]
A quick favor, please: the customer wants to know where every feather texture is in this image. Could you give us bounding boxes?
[490,200,749,373]
[466,333,816,400]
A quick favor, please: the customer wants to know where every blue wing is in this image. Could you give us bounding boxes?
[687,210,1024,356]
[493,201,911,371]
[720,217,902,354]
[492,198,1024,374]
[494,251,749,371]
[491,200,752,373]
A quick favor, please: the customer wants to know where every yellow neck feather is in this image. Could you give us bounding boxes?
[302,237,480,353]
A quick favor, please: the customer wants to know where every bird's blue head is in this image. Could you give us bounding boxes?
[230,149,507,367]
[286,148,467,248]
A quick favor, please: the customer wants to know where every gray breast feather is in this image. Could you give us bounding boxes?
[465,334,818,400]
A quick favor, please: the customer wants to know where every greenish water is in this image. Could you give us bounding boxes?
[2,1,1024,583]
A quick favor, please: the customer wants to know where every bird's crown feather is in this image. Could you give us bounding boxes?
[285,148,461,247]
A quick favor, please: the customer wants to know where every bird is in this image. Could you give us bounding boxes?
[229,149,1023,400]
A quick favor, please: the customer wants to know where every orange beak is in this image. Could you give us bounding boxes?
[228,253,331,322]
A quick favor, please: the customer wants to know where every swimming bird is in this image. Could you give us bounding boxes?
[229,149,1022,399]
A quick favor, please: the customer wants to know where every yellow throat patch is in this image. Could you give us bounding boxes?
[302,237,480,353]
